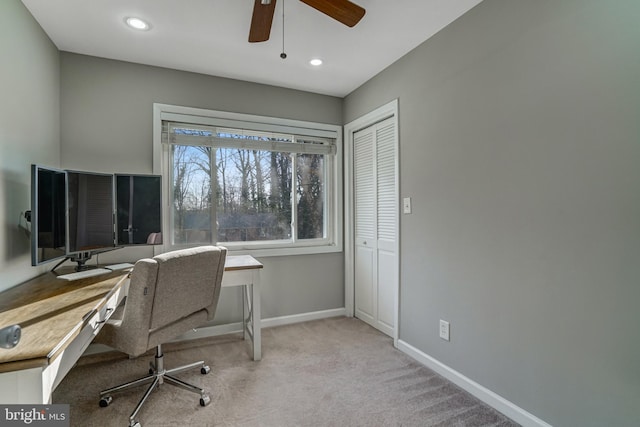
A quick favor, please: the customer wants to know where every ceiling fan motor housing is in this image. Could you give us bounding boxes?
[249,0,365,43]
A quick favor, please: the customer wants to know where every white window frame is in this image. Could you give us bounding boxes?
[153,103,343,257]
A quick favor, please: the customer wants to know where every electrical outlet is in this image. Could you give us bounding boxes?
[439,320,450,341]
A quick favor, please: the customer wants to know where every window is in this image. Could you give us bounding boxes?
[153,104,342,256]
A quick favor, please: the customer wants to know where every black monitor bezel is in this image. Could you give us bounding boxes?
[30,164,68,266]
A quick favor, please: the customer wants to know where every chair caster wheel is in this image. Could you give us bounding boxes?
[149,368,154,375]
[200,394,211,406]
[99,395,112,407]
[201,365,210,375]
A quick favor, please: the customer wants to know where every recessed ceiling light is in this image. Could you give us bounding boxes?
[125,17,151,31]
[310,59,323,66]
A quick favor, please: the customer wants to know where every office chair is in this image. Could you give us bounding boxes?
[95,245,227,427]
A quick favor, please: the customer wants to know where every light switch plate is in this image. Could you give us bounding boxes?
[403,197,412,214]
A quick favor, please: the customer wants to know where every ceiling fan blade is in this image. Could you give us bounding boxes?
[299,0,365,27]
[249,0,277,43]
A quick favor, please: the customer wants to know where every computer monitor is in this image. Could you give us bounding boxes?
[115,174,163,246]
[30,165,67,266]
[66,170,116,267]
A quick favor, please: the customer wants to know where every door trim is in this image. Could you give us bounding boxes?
[344,99,399,347]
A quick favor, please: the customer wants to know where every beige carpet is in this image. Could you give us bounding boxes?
[53,317,519,426]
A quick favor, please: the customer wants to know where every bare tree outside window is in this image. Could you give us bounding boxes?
[170,129,325,245]
[297,153,324,239]
[215,148,293,242]
[172,145,212,244]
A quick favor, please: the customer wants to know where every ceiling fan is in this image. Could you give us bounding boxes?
[249,0,366,43]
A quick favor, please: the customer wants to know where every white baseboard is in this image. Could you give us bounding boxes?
[397,340,552,427]
[86,308,346,354]
[262,308,346,329]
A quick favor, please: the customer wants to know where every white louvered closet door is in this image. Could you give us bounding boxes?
[354,117,397,337]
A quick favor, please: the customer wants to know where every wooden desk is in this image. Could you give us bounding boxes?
[0,255,263,404]
[0,269,129,404]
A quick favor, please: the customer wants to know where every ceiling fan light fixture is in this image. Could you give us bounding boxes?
[310,58,323,66]
[125,17,151,31]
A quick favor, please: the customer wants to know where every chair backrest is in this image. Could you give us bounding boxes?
[114,246,226,355]
[150,246,226,329]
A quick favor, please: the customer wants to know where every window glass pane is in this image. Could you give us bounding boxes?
[296,153,324,239]
[216,148,292,242]
[172,145,212,244]
[163,113,339,252]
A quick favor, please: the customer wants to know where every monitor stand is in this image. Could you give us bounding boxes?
[70,252,93,271]
[49,247,123,273]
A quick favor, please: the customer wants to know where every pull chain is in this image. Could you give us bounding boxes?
[280,0,287,59]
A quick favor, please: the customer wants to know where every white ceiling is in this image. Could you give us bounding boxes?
[21,0,482,97]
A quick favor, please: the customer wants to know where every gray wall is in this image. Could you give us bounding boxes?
[60,53,345,323]
[344,1,639,426]
[0,0,60,292]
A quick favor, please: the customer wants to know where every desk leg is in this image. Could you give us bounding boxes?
[242,284,248,342]
[0,367,47,404]
[251,270,262,361]
[241,273,261,361]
